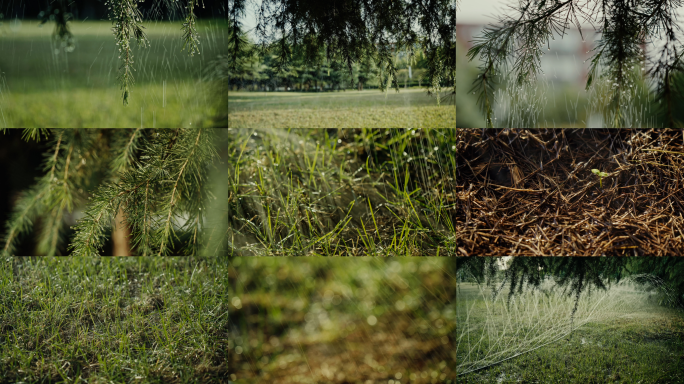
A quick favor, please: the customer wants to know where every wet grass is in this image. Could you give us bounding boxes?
[228,257,456,384]
[0,256,231,383]
[0,20,227,127]
[0,82,216,128]
[457,282,684,383]
[228,128,458,256]
[227,89,455,128]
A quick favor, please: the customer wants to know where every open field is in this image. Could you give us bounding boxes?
[0,20,227,127]
[228,257,456,384]
[0,256,230,383]
[228,88,455,128]
[457,281,684,383]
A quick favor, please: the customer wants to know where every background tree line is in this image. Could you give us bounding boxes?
[228,23,441,92]
[457,257,684,313]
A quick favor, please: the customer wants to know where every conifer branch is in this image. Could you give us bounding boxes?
[108,0,149,106]
[111,128,145,175]
[1,185,48,256]
[182,0,201,56]
[68,184,123,257]
[157,129,205,256]
[5,128,223,256]
[468,0,684,127]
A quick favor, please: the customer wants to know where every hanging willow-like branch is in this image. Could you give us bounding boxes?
[43,0,205,105]
[467,0,683,128]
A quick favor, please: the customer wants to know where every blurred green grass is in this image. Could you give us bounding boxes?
[228,88,456,128]
[229,88,451,110]
[0,20,227,127]
[228,106,456,128]
[228,257,456,384]
[1,83,215,128]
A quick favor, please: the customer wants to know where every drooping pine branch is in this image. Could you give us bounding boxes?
[110,128,145,175]
[182,0,201,56]
[68,183,125,257]
[467,0,684,127]
[108,0,149,106]
[154,128,216,256]
[38,0,75,54]
[1,184,48,257]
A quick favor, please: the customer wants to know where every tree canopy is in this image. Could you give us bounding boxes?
[465,0,684,127]
[228,0,456,101]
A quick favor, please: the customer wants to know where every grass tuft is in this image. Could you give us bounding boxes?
[227,128,457,256]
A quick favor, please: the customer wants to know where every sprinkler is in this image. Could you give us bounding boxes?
[592,169,609,189]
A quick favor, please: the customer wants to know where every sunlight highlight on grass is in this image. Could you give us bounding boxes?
[0,82,214,128]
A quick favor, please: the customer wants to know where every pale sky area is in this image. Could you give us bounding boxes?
[237,0,261,41]
[457,0,518,24]
[458,0,684,28]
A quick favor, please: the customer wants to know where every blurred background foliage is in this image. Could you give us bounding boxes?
[228,257,456,383]
[457,257,684,310]
[456,41,485,127]
[457,38,668,128]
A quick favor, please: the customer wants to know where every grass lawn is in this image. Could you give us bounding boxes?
[0,20,227,128]
[457,282,684,383]
[228,257,456,384]
[228,128,457,256]
[0,256,230,383]
[227,88,455,128]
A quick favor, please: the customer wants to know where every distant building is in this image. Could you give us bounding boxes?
[457,23,599,87]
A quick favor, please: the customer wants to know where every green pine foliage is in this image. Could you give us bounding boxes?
[1,128,228,256]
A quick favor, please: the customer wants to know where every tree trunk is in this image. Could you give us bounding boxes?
[112,208,131,256]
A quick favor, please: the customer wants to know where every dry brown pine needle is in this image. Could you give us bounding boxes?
[453,128,684,256]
